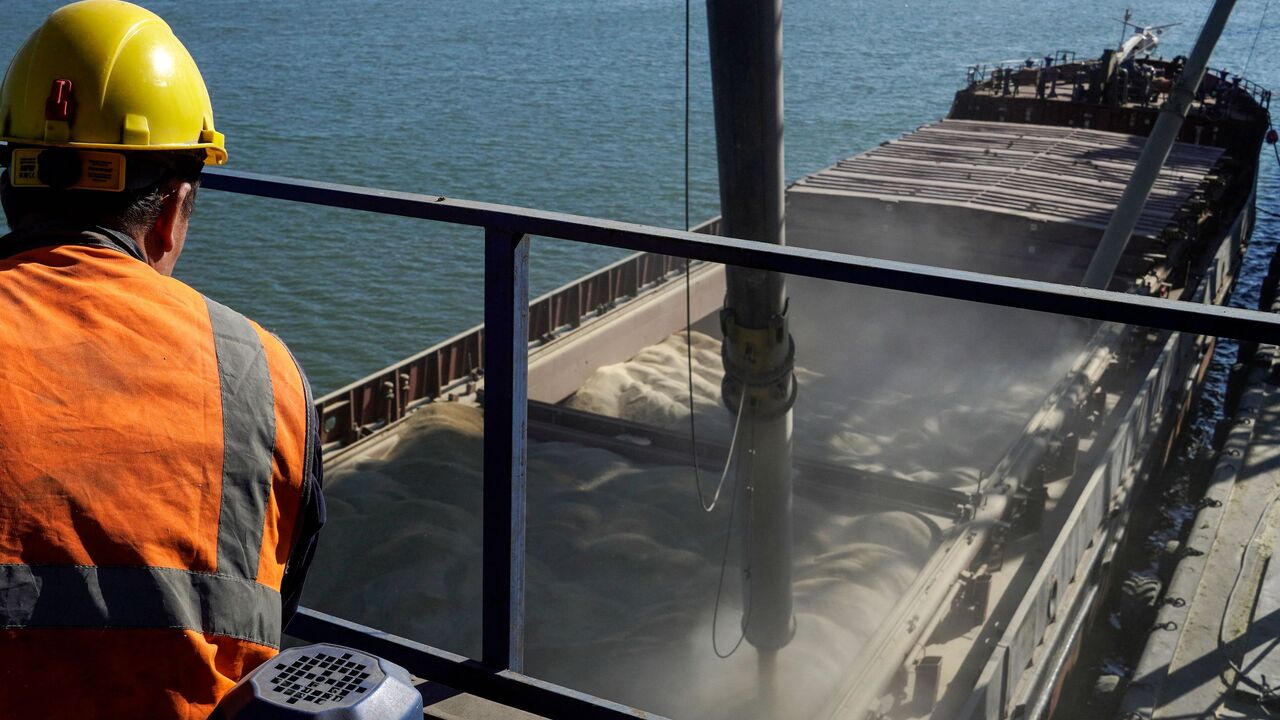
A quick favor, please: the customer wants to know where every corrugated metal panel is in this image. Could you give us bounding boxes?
[792,119,1224,238]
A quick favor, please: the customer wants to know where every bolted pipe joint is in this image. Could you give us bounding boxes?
[720,305,798,421]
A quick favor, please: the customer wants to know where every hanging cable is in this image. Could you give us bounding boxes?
[680,0,753,660]
[682,0,745,513]
[711,417,755,658]
[1244,0,1272,78]
[695,397,747,511]
[680,0,691,235]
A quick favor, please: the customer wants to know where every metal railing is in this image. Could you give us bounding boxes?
[316,219,720,453]
[203,168,1280,719]
[1206,68,1273,109]
[964,53,1272,110]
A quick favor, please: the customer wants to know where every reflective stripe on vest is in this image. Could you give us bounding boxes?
[0,565,281,646]
[207,297,277,581]
[0,296,283,647]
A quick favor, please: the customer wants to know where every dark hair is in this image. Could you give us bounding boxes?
[0,150,204,237]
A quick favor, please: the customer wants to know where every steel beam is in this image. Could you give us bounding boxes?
[481,228,528,672]
[203,169,1280,345]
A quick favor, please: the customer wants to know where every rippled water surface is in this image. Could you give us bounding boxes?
[1,1,1276,393]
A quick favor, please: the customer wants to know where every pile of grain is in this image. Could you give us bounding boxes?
[307,296,1086,717]
[305,401,934,719]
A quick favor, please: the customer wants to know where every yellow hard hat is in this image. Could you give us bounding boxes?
[0,0,227,166]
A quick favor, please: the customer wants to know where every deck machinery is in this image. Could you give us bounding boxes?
[299,31,1272,720]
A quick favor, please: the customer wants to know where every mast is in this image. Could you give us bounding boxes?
[1081,0,1239,289]
[706,0,796,656]
[1119,8,1133,49]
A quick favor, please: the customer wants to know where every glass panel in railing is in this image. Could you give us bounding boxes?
[268,212,488,658]
[184,193,487,396]
[514,218,1262,719]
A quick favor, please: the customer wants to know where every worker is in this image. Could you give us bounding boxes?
[0,2,324,717]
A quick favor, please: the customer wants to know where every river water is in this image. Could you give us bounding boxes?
[2,0,1275,393]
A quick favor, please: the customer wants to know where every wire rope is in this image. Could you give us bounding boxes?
[681,0,751,660]
[681,0,747,514]
[694,398,748,511]
[711,416,754,658]
[1244,0,1272,78]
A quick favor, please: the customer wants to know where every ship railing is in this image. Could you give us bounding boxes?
[965,54,1272,112]
[315,218,721,453]
[964,56,1099,98]
[1206,68,1272,109]
[203,168,1280,720]
[964,54,1089,80]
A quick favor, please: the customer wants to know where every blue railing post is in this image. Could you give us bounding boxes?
[482,228,529,671]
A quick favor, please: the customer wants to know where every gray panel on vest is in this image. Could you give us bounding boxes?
[0,564,281,647]
[205,297,277,581]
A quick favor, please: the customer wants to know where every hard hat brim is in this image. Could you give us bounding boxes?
[0,137,226,166]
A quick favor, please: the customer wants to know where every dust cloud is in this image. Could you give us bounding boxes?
[306,234,1092,718]
[572,307,1087,490]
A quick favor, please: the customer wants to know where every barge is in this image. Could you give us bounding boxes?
[290,25,1273,720]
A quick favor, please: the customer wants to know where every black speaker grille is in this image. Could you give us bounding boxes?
[267,650,372,706]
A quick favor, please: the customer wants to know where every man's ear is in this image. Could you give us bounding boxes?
[145,181,194,275]
[155,182,194,251]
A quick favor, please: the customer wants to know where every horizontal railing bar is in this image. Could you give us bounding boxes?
[205,169,1280,345]
[288,608,667,720]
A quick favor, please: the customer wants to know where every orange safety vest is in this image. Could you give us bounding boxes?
[0,226,314,719]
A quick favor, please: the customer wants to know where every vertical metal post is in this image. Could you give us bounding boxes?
[482,227,529,672]
[1081,0,1238,289]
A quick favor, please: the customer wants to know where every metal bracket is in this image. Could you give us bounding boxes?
[912,655,943,712]
[1044,431,1079,480]
[987,522,1011,571]
[1085,385,1108,428]
[950,571,993,631]
[1011,464,1049,536]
